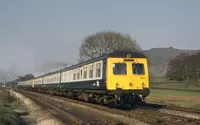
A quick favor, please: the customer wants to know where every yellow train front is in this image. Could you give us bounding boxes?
[105,51,150,107]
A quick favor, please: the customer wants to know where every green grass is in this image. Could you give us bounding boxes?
[0,105,20,125]
[147,77,200,109]
[150,77,170,82]
[146,89,200,109]
[151,82,200,90]
[149,89,200,96]
[150,77,200,90]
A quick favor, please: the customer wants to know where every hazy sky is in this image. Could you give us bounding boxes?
[0,0,200,80]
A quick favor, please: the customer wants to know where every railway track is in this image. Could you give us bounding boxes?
[17,90,200,125]
[17,90,125,125]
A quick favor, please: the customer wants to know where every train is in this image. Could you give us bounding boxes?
[17,51,150,107]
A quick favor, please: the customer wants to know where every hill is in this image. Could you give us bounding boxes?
[143,47,199,77]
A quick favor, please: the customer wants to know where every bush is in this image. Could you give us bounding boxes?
[0,88,20,125]
[0,105,20,125]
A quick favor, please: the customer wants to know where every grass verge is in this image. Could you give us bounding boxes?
[146,89,200,109]
[0,87,20,125]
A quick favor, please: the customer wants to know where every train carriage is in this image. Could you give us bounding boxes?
[17,81,26,88]
[17,51,150,107]
[60,60,104,90]
[18,79,34,89]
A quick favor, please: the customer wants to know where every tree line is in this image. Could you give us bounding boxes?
[4,74,35,87]
[166,52,200,82]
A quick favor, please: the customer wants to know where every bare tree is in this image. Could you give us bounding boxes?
[79,31,141,62]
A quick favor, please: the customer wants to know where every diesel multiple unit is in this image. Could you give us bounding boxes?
[17,51,150,107]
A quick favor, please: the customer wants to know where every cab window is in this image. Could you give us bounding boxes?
[113,63,127,74]
[132,63,145,75]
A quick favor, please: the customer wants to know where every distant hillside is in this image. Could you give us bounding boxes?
[143,47,199,77]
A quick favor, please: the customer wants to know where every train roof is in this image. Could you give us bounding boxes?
[33,51,146,78]
[107,51,146,58]
[60,50,146,72]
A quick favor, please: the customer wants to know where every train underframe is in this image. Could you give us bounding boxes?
[20,87,150,108]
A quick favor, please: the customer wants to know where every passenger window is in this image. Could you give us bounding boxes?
[83,67,87,79]
[113,63,127,74]
[89,65,93,78]
[65,73,67,81]
[73,71,76,80]
[80,69,82,78]
[96,63,101,77]
[77,69,80,80]
[132,63,145,75]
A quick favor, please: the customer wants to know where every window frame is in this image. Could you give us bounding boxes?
[83,67,88,79]
[132,63,145,75]
[112,63,127,75]
[77,69,80,80]
[95,62,101,78]
[73,70,76,80]
[89,64,94,78]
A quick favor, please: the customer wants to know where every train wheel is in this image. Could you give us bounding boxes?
[113,96,125,108]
